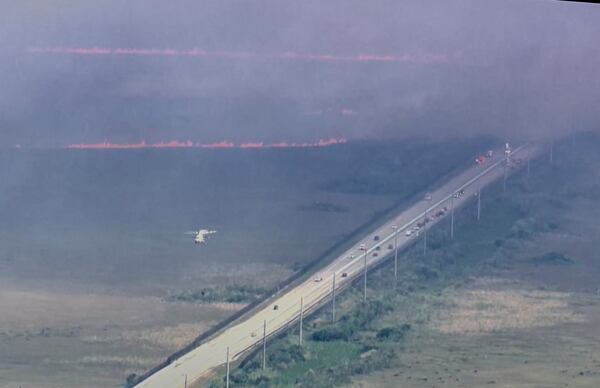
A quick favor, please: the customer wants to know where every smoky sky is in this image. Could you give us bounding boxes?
[0,0,599,147]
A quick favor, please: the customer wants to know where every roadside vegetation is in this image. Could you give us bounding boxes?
[321,137,496,196]
[165,285,268,304]
[205,132,600,387]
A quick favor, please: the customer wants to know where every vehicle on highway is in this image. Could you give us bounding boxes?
[341,272,348,278]
[454,189,466,198]
[273,305,279,310]
[405,229,413,236]
[314,277,323,282]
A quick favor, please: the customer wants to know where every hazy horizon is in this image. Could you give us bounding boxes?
[1,0,599,148]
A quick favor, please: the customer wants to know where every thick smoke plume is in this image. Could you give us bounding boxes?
[28,47,450,64]
[0,0,599,147]
[65,138,347,149]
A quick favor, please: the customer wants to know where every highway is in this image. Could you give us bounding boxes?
[136,144,537,388]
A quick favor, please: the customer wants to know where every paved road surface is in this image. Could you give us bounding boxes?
[136,144,536,388]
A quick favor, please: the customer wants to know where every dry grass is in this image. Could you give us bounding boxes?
[123,322,214,349]
[431,281,583,335]
[52,355,163,368]
[0,286,247,388]
[81,322,213,349]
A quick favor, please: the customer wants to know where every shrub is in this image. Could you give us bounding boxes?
[530,251,573,266]
[415,266,438,281]
[376,323,411,341]
[124,374,137,388]
[166,284,267,304]
[312,327,350,342]
[268,344,306,367]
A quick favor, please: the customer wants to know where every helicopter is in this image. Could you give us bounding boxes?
[185,229,217,245]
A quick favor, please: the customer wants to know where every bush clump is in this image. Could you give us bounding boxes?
[268,344,306,368]
[311,327,350,342]
[376,323,411,341]
[530,251,574,266]
[166,284,267,304]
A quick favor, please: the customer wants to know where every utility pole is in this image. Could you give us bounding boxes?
[225,347,230,388]
[392,225,399,282]
[299,297,303,346]
[423,210,428,256]
[331,272,336,322]
[423,207,432,256]
[477,185,482,222]
[262,320,267,370]
[503,159,508,194]
[362,246,368,302]
[450,195,455,239]
[184,373,187,388]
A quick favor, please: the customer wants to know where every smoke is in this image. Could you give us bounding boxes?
[27,47,450,64]
[66,140,194,149]
[1,0,599,147]
[65,138,347,149]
